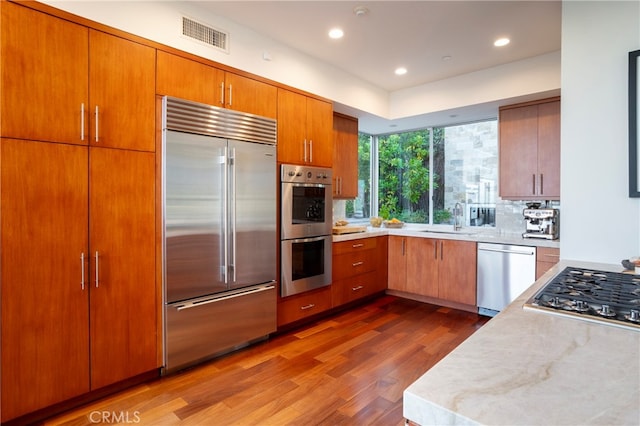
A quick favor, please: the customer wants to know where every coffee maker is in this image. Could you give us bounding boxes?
[522,202,559,240]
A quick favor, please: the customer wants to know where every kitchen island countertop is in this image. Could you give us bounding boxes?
[403,259,640,425]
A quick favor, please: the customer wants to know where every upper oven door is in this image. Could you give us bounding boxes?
[281,182,332,239]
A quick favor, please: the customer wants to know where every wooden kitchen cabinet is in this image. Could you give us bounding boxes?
[332,113,359,198]
[0,3,155,151]
[277,88,333,167]
[1,2,88,144]
[499,97,560,200]
[388,236,477,308]
[277,286,332,327]
[157,51,277,118]
[0,140,157,422]
[536,246,560,279]
[332,236,386,307]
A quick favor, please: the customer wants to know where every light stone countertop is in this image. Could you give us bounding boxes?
[403,259,640,426]
[332,224,560,249]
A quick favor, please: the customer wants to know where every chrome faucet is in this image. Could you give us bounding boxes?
[453,202,463,231]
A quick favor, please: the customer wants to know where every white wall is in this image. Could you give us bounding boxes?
[561,1,640,263]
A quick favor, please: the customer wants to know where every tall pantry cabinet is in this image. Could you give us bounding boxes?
[0,2,157,421]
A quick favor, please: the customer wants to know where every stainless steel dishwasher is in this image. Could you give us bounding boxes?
[477,242,536,316]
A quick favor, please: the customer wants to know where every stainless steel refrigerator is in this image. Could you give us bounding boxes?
[162,97,277,374]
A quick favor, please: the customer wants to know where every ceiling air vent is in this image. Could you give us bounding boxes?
[182,16,229,52]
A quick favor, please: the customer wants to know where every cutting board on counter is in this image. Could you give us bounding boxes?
[332,225,367,235]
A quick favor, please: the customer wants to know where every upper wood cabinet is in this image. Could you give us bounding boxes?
[0,139,157,422]
[499,98,560,200]
[333,113,359,198]
[156,51,277,119]
[89,30,156,151]
[277,88,333,167]
[0,3,156,151]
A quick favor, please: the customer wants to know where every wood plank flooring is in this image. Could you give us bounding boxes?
[44,296,489,426]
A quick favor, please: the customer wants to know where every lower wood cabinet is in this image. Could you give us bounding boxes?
[0,139,157,422]
[332,236,387,307]
[388,236,477,308]
[277,286,332,327]
[536,246,560,279]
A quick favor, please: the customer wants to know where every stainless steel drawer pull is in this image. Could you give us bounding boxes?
[220,82,225,105]
[300,303,315,310]
[80,103,85,141]
[352,261,364,267]
[228,84,233,106]
[94,105,99,142]
[352,243,364,248]
[352,285,364,291]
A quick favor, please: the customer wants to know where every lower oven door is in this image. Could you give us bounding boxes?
[281,235,332,297]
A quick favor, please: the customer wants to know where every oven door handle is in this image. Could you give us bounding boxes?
[288,235,330,244]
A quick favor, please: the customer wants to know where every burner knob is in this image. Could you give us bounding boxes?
[630,310,640,322]
[575,300,589,312]
[601,305,611,315]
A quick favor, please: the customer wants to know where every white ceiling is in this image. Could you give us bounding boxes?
[194,1,562,132]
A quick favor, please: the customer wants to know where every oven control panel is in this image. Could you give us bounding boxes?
[281,164,332,185]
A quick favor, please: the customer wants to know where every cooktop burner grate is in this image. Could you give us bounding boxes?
[524,267,640,331]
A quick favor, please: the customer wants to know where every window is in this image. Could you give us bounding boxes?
[344,119,498,227]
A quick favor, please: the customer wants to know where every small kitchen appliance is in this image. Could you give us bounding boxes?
[524,267,640,331]
[522,203,559,240]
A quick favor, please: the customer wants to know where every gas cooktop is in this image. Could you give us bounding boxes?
[524,267,640,331]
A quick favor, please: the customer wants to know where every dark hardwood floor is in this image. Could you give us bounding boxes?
[44,296,489,426]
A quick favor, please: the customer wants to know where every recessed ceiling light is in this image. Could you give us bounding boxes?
[329,28,344,39]
[494,37,510,47]
[353,6,369,17]
[442,55,452,61]
[395,67,407,76]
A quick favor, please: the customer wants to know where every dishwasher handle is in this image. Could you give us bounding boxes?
[478,247,535,256]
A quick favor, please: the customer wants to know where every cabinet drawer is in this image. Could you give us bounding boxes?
[332,249,376,280]
[536,247,560,279]
[277,286,332,327]
[333,237,377,255]
[332,271,381,307]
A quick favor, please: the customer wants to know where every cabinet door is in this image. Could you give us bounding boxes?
[387,236,407,291]
[438,240,477,305]
[277,88,306,164]
[156,50,223,106]
[1,139,90,422]
[1,2,88,144]
[333,114,359,198]
[499,105,538,198]
[406,237,439,297]
[306,97,333,167]
[537,101,561,199]
[225,72,277,119]
[89,147,157,389]
[89,30,156,152]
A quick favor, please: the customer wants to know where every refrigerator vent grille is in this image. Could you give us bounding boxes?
[164,97,277,145]
[182,16,228,52]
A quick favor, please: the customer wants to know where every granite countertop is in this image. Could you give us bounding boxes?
[403,260,640,426]
[332,224,560,249]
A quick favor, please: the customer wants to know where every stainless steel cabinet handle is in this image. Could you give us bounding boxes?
[94,251,99,288]
[80,252,85,290]
[352,243,364,248]
[540,174,544,195]
[309,140,313,163]
[440,241,444,260]
[532,174,536,195]
[228,84,233,106]
[220,82,225,105]
[352,261,364,267]
[402,238,405,255]
[94,105,99,142]
[352,285,364,292]
[303,139,308,162]
[80,103,85,141]
[300,303,315,310]
[434,240,437,260]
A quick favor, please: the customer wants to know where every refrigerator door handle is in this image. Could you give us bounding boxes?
[221,147,229,284]
[174,283,275,311]
[229,147,237,283]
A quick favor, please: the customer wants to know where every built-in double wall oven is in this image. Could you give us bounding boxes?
[280,164,332,297]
